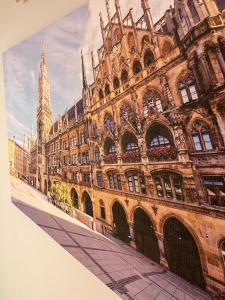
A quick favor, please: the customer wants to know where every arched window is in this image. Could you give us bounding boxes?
[146,124,177,161]
[144,49,154,67]
[120,103,135,127]
[95,147,100,161]
[114,28,121,43]
[221,240,225,266]
[121,132,140,163]
[105,83,110,96]
[216,0,225,11]
[99,200,106,219]
[187,0,200,24]
[192,120,213,152]
[121,69,129,84]
[142,35,150,47]
[162,41,173,57]
[113,77,120,90]
[126,171,146,194]
[104,138,116,155]
[153,171,183,201]
[178,8,191,34]
[104,113,115,134]
[133,60,142,75]
[99,89,104,100]
[178,75,198,104]
[143,89,163,116]
[127,32,136,52]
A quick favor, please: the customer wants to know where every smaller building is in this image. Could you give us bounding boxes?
[8,138,29,180]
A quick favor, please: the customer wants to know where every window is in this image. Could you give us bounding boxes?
[113,77,120,90]
[96,172,104,188]
[105,84,110,96]
[99,89,104,100]
[127,172,146,194]
[71,154,77,165]
[108,172,122,190]
[203,175,225,207]
[178,9,191,34]
[179,75,198,104]
[71,172,78,182]
[143,89,163,116]
[63,139,69,150]
[192,121,213,152]
[150,135,170,147]
[121,70,128,84]
[104,113,115,133]
[153,172,183,201]
[82,152,89,164]
[187,0,200,24]
[221,241,225,267]
[83,173,91,184]
[133,60,142,75]
[95,147,100,161]
[80,132,86,144]
[144,49,154,67]
[99,200,106,219]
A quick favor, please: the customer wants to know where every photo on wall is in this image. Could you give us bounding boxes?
[3,0,225,299]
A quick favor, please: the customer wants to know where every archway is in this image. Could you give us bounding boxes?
[71,188,79,209]
[44,179,47,195]
[112,201,130,243]
[134,208,160,263]
[163,217,205,289]
[83,192,93,217]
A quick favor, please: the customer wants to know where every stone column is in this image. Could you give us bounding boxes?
[198,51,213,89]
[188,59,203,94]
[156,232,168,268]
[128,222,136,249]
[213,44,225,80]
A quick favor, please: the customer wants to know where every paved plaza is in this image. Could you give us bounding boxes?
[11,177,212,300]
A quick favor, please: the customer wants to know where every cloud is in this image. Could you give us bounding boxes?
[7,111,31,138]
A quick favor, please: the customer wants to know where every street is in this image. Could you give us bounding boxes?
[11,176,212,300]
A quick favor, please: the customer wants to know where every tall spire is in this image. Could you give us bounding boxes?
[115,0,124,36]
[141,0,154,32]
[81,50,88,89]
[39,40,51,107]
[105,0,112,24]
[91,51,96,82]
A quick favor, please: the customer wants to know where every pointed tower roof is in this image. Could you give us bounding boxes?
[81,50,88,89]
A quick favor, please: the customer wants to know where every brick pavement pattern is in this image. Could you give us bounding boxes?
[11,177,212,300]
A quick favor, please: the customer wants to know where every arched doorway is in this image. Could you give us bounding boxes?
[71,188,79,209]
[44,179,47,195]
[83,192,93,217]
[112,201,130,243]
[134,208,160,263]
[163,217,205,289]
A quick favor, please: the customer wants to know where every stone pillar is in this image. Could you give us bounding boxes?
[128,222,136,249]
[188,59,203,94]
[160,74,174,109]
[156,232,168,268]
[213,44,225,80]
[215,104,225,146]
[198,51,213,89]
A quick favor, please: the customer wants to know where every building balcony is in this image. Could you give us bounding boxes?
[147,146,177,162]
[103,153,118,164]
[121,151,141,163]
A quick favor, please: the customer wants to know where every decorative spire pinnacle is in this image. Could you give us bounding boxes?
[81,50,88,89]
[105,0,112,24]
[141,0,154,32]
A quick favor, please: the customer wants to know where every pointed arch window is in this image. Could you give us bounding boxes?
[99,89,104,100]
[192,121,213,152]
[143,90,163,116]
[133,60,142,75]
[179,75,198,104]
[104,113,115,134]
[144,49,154,67]
[113,77,120,90]
[178,9,191,34]
[187,0,200,24]
[121,70,129,84]
[105,83,110,96]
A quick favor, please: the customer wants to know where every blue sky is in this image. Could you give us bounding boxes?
[3,0,172,146]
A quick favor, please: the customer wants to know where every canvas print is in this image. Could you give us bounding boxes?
[4,0,225,299]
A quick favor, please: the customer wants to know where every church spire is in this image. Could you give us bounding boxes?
[81,49,88,89]
[141,0,154,32]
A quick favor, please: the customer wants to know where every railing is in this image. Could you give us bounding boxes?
[147,146,177,161]
[121,151,141,163]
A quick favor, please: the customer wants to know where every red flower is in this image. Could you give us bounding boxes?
[147,146,177,161]
[121,151,141,163]
[103,153,117,163]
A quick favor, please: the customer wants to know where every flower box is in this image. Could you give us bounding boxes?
[103,153,117,164]
[121,151,141,163]
[147,146,177,161]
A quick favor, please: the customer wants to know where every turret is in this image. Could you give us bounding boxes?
[81,50,91,108]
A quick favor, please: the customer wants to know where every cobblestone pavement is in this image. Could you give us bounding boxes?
[11,177,212,300]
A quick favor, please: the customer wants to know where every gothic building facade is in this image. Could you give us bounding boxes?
[29,0,225,295]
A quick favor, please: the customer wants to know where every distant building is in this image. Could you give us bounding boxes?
[8,138,29,179]
[28,0,225,295]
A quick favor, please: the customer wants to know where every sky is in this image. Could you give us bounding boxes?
[3,0,173,146]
